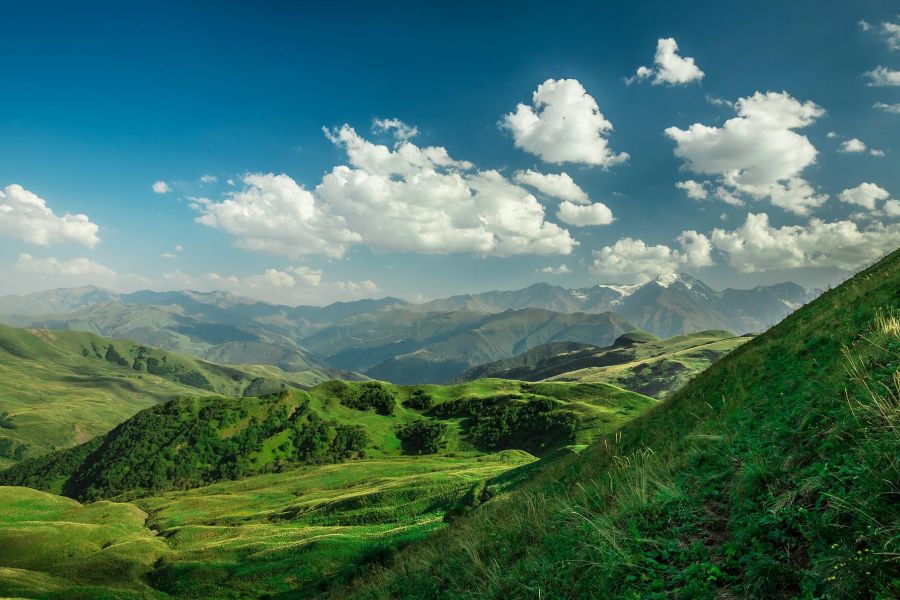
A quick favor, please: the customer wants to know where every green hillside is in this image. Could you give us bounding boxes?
[0,379,654,501]
[0,376,654,598]
[329,250,900,598]
[0,325,334,467]
[455,329,750,399]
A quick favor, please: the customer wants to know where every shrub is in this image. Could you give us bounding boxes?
[395,420,447,454]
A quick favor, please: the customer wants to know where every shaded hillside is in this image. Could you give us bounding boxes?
[0,325,329,466]
[455,330,750,399]
[330,249,900,599]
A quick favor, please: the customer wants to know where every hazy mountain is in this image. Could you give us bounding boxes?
[356,308,635,384]
[417,274,819,337]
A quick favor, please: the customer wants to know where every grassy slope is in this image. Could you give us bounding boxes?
[0,453,533,599]
[0,375,657,598]
[334,250,900,599]
[455,330,749,399]
[0,325,322,467]
[1,380,654,500]
[546,330,750,398]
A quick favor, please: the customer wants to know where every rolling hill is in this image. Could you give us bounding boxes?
[0,377,655,597]
[454,329,751,399]
[0,324,350,467]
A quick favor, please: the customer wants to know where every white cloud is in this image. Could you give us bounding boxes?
[885,200,900,217]
[711,212,900,272]
[591,230,712,278]
[197,124,578,259]
[865,66,900,86]
[199,175,218,184]
[372,118,419,141]
[630,37,704,85]
[10,253,149,292]
[859,19,873,32]
[315,125,576,256]
[152,180,172,194]
[839,138,867,153]
[839,182,891,210]
[513,170,589,203]
[500,78,629,166]
[162,266,379,305]
[556,200,614,226]
[15,253,115,277]
[875,101,900,113]
[0,184,100,248]
[675,180,709,200]
[175,244,183,252]
[537,264,570,275]
[161,252,177,259]
[880,20,900,50]
[870,148,886,157]
[193,172,361,258]
[714,186,745,206]
[664,91,827,215]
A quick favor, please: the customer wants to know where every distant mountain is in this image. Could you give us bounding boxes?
[453,329,750,398]
[0,275,816,383]
[417,274,819,337]
[311,307,636,384]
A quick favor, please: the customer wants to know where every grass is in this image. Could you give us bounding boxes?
[0,452,535,599]
[326,249,900,599]
[0,325,327,467]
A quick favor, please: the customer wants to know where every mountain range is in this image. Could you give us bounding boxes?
[0,274,818,384]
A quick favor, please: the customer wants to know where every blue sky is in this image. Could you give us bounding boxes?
[1,0,899,304]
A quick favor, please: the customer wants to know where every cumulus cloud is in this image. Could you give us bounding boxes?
[193,172,361,258]
[152,180,172,194]
[839,183,891,210]
[711,212,900,272]
[513,170,589,203]
[372,118,419,141]
[675,180,709,200]
[15,253,115,277]
[500,78,629,166]
[0,184,100,248]
[875,101,900,113]
[10,253,149,292]
[591,230,712,278]
[839,138,867,153]
[556,201,614,226]
[197,124,578,259]
[629,37,704,85]
[859,19,873,32]
[315,125,576,256]
[885,200,900,217]
[870,149,886,157]
[880,20,900,50]
[537,264,570,275]
[664,91,827,215]
[865,66,900,86]
[199,175,217,184]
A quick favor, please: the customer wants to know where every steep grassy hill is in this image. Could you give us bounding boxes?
[455,329,750,399]
[329,250,900,598]
[0,379,654,502]
[0,325,335,467]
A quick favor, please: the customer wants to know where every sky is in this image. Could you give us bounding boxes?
[1,0,899,305]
